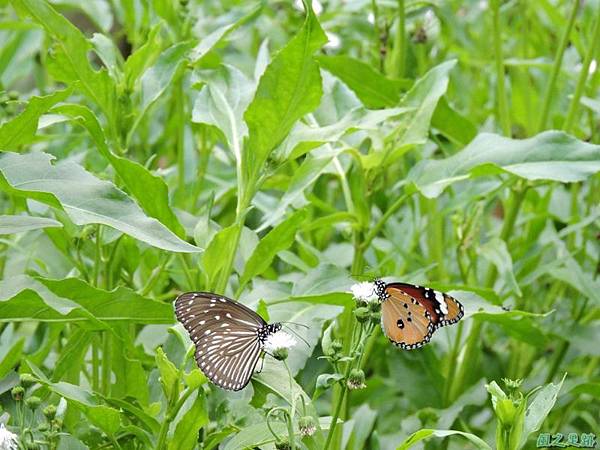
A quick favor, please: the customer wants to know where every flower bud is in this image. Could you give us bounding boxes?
[347,368,366,390]
[37,422,49,432]
[20,373,36,388]
[11,386,24,401]
[354,307,370,323]
[25,396,41,410]
[298,415,317,437]
[272,347,289,361]
[43,405,57,420]
[331,340,343,353]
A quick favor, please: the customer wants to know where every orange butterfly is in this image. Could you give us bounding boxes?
[374,279,464,350]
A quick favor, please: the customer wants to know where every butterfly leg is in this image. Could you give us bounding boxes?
[257,353,267,373]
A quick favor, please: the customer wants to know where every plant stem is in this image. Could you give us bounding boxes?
[176,78,186,195]
[362,192,411,251]
[284,360,296,450]
[389,0,407,78]
[563,4,600,133]
[92,336,100,391]
[426,197,447,281]
[155,380,190,450]
[323,363,351,450]
[491,0,511,136]
[484,183,527,286]
[101,331,112,396]
[93,225,102,287]
[450,183,526,402]
[536,0,579,131]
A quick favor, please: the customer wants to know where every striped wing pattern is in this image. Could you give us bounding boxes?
[174,292,266,391]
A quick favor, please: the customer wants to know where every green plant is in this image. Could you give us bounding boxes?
[0,0,599,449]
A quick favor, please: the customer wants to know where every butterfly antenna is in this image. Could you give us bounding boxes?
[282,324,310,348]
[281,321,309,329]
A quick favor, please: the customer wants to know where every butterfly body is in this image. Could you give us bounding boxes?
[374,279,464,350]
[174,292,281,391]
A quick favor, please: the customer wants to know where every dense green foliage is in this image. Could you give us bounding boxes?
[0,0,599,449]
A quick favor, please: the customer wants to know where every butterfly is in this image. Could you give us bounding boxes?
[174,292,282,391]
[373,279,464,350]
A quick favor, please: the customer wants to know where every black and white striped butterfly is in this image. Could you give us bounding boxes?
[174,292,281,391]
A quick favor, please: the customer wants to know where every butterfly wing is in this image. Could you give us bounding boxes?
[174,292,266,391]
[381,285,435,349]
[387,283,464,329]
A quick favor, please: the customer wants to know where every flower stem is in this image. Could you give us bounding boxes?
[537,0,579,131]
[283,360,296,450]
[389,0,407,78]
[491,0,511,136]
[563,3,600,133]
[323,364,351,450]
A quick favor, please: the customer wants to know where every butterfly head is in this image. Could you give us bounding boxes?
[258,322,282,344]
[374,278,388,301]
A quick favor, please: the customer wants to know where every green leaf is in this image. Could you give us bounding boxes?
[28,361,122,435]
[51,328,91,382]
[0,151,200,252]
[200,223,240,289]
[192,64,255,161]
[0,275,174,324]
[242,0,327,194]
[253,361,311,407]
[268,300,343,375]
[454,290,548,346]
[344,404,377,450]
[396,428,492,450]
[168,391,208,450]
[277,106,414,161]
[314,373,343,398]
[431,96,477,145]
[519,375,565,449]
[258,147,342,231]
[155,347,179,400]
[0,215,62,234]
[51,103,187,238]
[317,55,408,108]
[189,4,262,64]
[124,24,162,88]
[138,41,194,118]
[239,209,307,288]
[549,257,600,306]
[0,88,71,150]
[0,335,24,379]
[223,421,288,450]
[479,238,522,296]
[397,60,456,146]
[12,0,116,118]
[409,131,600,198]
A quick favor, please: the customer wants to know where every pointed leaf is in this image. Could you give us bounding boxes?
[409,131,600,198]
[242,1,327,188]
[0,151,200,252]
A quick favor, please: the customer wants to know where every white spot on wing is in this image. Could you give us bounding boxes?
[434,291,448,314]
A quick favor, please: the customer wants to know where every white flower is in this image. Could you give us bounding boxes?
[265,331,297,353]
[350,282,378,304]
[0,423,19,450]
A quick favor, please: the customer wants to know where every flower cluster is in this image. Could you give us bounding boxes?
[350,281,378,304]
[265,331,297,361]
